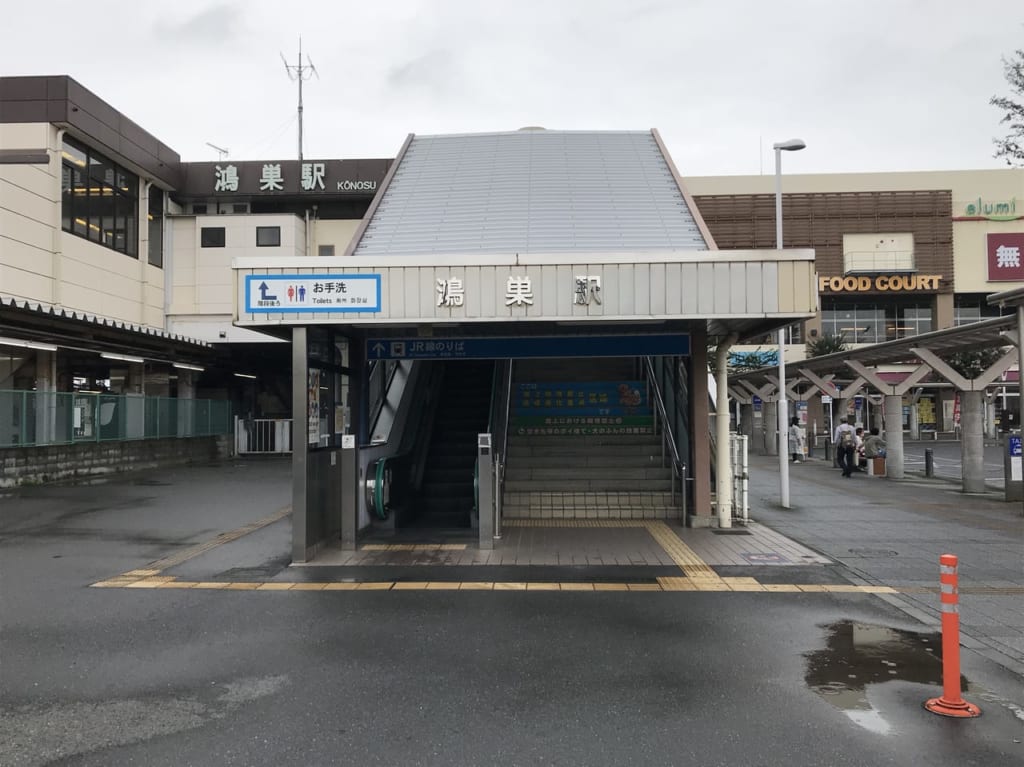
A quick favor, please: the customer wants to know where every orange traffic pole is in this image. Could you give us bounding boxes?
[924,554,981,718]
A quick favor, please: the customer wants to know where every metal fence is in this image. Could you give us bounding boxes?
[0,390,233,448]
[234,417,293,454]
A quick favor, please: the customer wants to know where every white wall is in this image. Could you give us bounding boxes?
[167,213,305,342]
[313,219,360,256]
[1,122,168,328]
[0,123,59,304]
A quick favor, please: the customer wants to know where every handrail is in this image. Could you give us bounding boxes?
[485,360,513,539]
[643,357,686,513]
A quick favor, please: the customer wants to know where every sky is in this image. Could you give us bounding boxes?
[1,0,1021,176]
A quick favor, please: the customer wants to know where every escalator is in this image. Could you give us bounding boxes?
[369,359,495,529]
[414,360,495,527]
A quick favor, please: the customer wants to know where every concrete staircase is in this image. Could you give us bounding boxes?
[502,432,678,519]
[501,357,679,519]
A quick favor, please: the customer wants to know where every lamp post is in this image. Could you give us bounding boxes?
[774,138,806,510]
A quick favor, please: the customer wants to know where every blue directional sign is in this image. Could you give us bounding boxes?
[366,334,690,361]
[1010,435,1021,458]
[244,274,381,313]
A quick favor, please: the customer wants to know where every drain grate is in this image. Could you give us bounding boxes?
[711,529,753,535]
[848,548,898,558]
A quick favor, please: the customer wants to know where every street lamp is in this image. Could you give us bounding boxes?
[774,138,806,510]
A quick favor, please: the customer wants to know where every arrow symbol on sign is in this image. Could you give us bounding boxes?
[258,281,277,301]
[371,342,385,357]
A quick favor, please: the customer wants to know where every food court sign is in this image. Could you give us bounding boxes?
[818,274,942,293]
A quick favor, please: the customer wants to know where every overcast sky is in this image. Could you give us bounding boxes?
[1,1,1021,175]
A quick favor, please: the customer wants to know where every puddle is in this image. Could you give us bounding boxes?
[804,620,965,734]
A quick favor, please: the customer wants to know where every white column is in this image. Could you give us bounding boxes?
[961,390,986,493]
[715,336,737,528]
[883,394,904,480]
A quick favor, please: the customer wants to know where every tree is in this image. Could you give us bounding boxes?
[946,348,1005,380]
[806,332,848,358]
[991,48,1024,167]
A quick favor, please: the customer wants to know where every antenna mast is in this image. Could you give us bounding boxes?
[281,38,318,161]
[206,142,229,161]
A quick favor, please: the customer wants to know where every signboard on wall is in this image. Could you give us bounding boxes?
[986,233,1024,282]
[244,274,382,313]
[818,275,942,293]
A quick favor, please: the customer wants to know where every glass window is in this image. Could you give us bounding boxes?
[201,227,226,247]
[318,244,335,257]
[232,203,249,214]
[256,226,281,247]
[192,204,208,215]
[822,298,933,343]
[148,188,164,268]
[60,136,138,257]
[954,293,1007,326]
[61,164,72,232]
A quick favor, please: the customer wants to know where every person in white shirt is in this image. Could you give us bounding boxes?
[833,416,857,477]
[788,416,805,463]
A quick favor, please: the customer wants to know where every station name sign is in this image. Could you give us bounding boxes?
[182,159,391,197]
[818,274,942,293]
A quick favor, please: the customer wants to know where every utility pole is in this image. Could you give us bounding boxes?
[281,39,318,162]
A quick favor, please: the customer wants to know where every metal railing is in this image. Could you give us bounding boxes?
[234,417,292,454]
[0,389,232,448]
[643,357,687,518]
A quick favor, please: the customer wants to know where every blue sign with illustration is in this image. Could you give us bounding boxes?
[1010,435,1021,458]
[515,382,650,417]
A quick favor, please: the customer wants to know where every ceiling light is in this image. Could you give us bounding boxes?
[173,362,205,372]
[101,352,145,364]
[0,336,58,351]
[234,373,258,380]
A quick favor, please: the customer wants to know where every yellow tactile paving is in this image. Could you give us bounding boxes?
[361,544,468,552]
[85,505,943,598]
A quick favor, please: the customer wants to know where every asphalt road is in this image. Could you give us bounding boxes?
[1,459,1022,766]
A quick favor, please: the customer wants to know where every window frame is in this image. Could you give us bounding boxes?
[256,226,281,247]
[60,136,138,257]
[200,226,226,248]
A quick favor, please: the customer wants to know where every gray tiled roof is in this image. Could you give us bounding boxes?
[351,130,708,257]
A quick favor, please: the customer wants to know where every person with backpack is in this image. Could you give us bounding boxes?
[833,416,857,477]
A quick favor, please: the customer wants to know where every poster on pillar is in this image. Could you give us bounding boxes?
[307,369,320,446]
[796,401,808,426]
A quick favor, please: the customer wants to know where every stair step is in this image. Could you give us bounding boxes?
[504,467,672,481]
[505,493,679,505]
[508,434,661,447]
[505,451,666,466]
[504,478,675,492]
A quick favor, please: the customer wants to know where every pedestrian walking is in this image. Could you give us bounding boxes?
[788,416,805,463]
[834,416,857,477]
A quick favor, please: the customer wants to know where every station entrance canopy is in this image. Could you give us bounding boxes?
[234,129,816,341]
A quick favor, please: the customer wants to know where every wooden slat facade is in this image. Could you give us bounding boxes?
[693,190,954,293]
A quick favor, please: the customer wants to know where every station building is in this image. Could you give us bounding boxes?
[2,74,1022,556]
